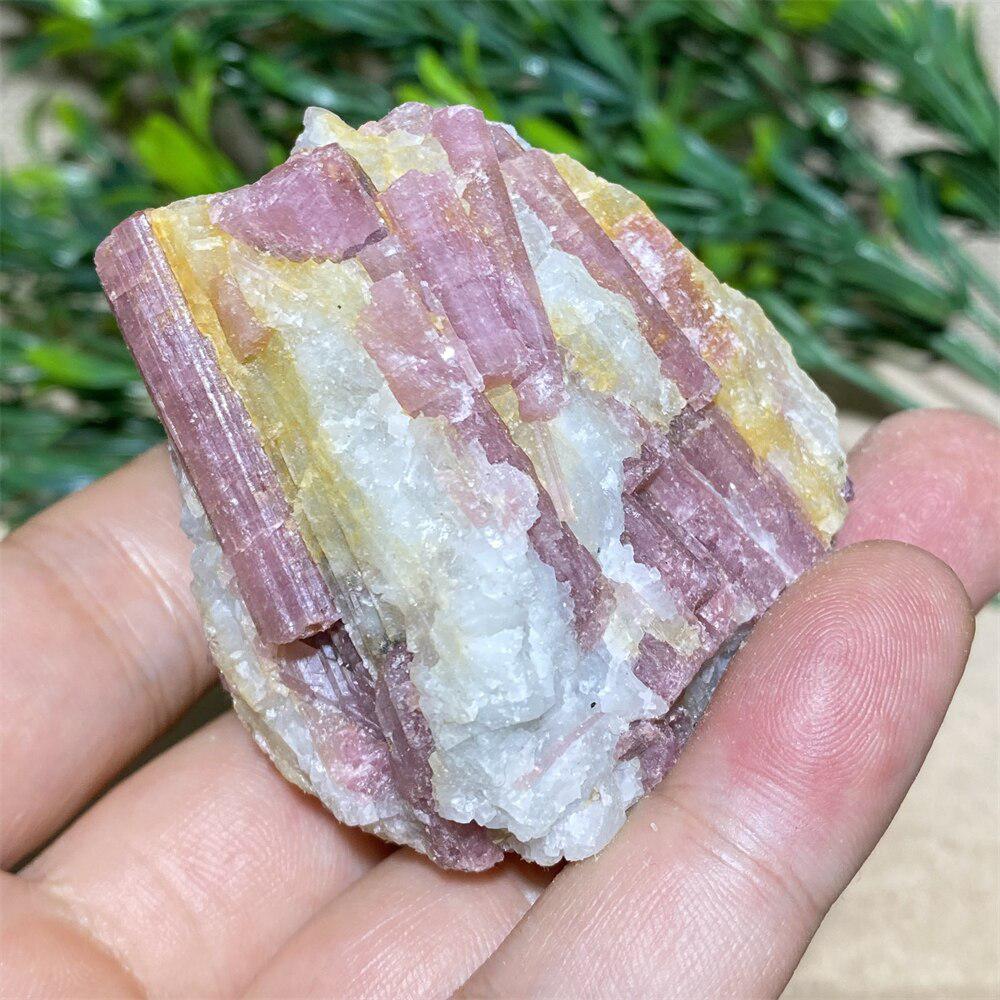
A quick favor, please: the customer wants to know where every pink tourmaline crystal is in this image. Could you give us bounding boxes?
[96,104,848,870]
[431,105,567,419]
[209,143,386,262]
[95,214,338,645]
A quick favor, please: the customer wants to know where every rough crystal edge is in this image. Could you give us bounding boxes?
[95,212,339,644]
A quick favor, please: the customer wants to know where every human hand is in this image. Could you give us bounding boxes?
[2,409,997,999]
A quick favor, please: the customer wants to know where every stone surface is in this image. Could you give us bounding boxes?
[96,104,848,870]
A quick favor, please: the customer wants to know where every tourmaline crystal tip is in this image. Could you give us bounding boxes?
[96,104,848,870]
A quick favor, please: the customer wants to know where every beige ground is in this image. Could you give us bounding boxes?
[2,5,999,996]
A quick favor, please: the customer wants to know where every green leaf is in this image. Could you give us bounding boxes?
[558,1,637,92]
[515,116,590,162]
[53,0,103,18]
[698,241,745,282]
[247,53,389,118]
[776,0,840,31]
[930,332,1000,388]
[1,407,75,449]
[395,83,437,107]
[22,343,137,390]
[460,23,485,86]
[131,113,242,197]
[416,47,478,106]
[177,62,216,141]
[413,47,501,119]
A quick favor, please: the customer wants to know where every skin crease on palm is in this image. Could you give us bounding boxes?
[0,409,997,1000]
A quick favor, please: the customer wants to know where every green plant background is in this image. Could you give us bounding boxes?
[3,0,998,527]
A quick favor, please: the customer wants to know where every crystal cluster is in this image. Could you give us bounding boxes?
[96,104,848,870]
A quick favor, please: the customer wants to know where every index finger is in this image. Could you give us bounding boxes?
[461,541,974,1000]
[0,445,211,867]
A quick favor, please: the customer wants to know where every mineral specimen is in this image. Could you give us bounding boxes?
[96,104,848,870]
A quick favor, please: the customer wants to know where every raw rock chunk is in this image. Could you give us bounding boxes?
[96,104,848,870]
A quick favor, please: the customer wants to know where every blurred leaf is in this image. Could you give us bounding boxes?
[821,0,999,162]
[247,53,390,118]
[416,47,478,105]
[515,116,591,162]
[2,0,998,525]
[21,343,137,390]
[53,0,102,18]
[775,0,840,31]
[132,113,242,196]
[698,241,745,282]
[177,61,216,141]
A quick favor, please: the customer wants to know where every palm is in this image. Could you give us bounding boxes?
[2,409,996,999]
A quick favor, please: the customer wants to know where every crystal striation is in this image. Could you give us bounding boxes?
[97,104,849,870]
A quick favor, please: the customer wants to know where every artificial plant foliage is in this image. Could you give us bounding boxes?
[2,0,998,525]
